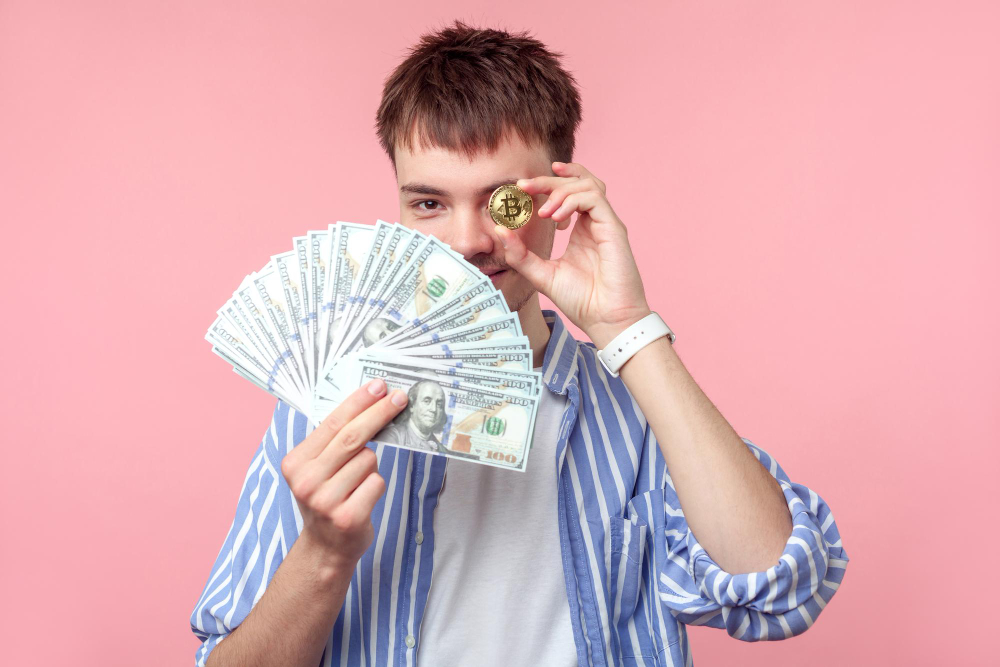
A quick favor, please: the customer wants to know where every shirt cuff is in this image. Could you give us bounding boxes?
[685,480,849,635]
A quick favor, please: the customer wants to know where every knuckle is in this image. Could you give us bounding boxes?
[337,427,363,451]
[321,413,345,434]
[290,473,315,501]
[330,506,357,533]
[307,491,332,514]
[280,455,297,480]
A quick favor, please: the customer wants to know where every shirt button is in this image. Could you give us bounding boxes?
[415,531,424,545]
[405,634,416,648]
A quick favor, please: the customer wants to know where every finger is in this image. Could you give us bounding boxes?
[312,388,408,478]
[536,179,601,219]
[494,226,557,297]
[342,470,388,519]
[286,378,388,465]
[553,162,606,193]
[516,175,574,195]
[550,191,610,224]
[310,446,379,513]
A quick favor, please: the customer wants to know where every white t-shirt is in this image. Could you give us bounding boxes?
[416,376,577,665]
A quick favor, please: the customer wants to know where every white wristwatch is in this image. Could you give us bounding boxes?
[598,312,675,377]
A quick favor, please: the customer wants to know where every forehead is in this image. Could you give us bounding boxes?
[414,382,443,400]
[395,129,550,194]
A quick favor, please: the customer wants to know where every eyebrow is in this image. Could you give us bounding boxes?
[399,178,519,198]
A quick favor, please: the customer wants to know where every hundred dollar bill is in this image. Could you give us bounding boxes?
[329,220,394,358]
[292,236,314,384]
[218,287,301,391]
[304,231,329,383]
[237,271,307,397]
[336,223,418,352]
[373,338,534,371]
[273,250,310,385]
[315,353,540,407]
[388,314,524,351]
[253,260,309,391]
[319,222,373,372]
[310,361,539,471]
[375,291,511,350]
[375,279,496,344]
[349,227,426,345]
[335,236,484,357]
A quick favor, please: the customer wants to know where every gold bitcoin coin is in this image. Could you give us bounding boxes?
[489,184,533,230]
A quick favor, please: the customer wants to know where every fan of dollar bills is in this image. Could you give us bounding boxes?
[206,220,542,471]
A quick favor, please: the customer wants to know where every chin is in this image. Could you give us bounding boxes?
[499,281,533,313]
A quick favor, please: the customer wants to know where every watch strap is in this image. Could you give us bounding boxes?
[598,312,675,377]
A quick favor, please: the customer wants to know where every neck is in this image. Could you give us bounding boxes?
[516,293,551,368]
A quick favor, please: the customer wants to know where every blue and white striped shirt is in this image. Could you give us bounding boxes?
[191,310,848,666]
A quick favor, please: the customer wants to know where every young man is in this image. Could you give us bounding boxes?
[191,21,848,667]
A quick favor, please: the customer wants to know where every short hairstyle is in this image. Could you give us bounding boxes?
[375,20,583,167]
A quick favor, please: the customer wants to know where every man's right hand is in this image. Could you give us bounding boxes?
[280,378,408,573]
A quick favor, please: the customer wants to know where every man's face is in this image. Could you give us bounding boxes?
[411,381,445,433]
[394,130,556,313]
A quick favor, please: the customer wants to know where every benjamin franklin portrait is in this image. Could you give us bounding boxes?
[361,317,401,347]
[380,380,448,454]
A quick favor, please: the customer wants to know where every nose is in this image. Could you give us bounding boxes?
[446,206,497,260]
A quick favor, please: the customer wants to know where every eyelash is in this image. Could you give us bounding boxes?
[413,200,442,212]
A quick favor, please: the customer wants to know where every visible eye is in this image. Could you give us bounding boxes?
[413,200,441,212]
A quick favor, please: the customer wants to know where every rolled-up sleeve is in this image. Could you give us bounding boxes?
[631,431,848,641]
[189,400,307,665]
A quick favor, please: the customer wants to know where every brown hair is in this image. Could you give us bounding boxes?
[375,20,583,168]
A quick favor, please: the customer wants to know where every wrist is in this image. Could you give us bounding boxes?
[294,528,358,587]
[587,307,653,350]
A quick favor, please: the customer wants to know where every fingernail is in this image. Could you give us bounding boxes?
[391,389,408,407]
[516,179,528,187]
[496,228,509,248]
[367,378,386,395]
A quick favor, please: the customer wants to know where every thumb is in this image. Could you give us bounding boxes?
[494,226,556,298]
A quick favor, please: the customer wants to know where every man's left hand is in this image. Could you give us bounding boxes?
[494,161,651,348]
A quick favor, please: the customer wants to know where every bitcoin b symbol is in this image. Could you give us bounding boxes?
[501,194,522,221]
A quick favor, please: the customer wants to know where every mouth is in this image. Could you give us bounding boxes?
[484,268,508,285]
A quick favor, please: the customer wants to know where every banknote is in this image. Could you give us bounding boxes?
[319,222,374,372]
[310,360,539,471]
[207,221,543,471]
[387,314,524,350]
[376,339,534,371]
[335,237,485,357]
[374,291,512,350]
[315,352,541,407]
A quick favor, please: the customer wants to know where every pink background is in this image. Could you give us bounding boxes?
[2,1,997,665]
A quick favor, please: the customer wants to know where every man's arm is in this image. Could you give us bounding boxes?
[204,531,353,667]
[193,379,408,667]
[500,161,793,573]
[608,329,792,573]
